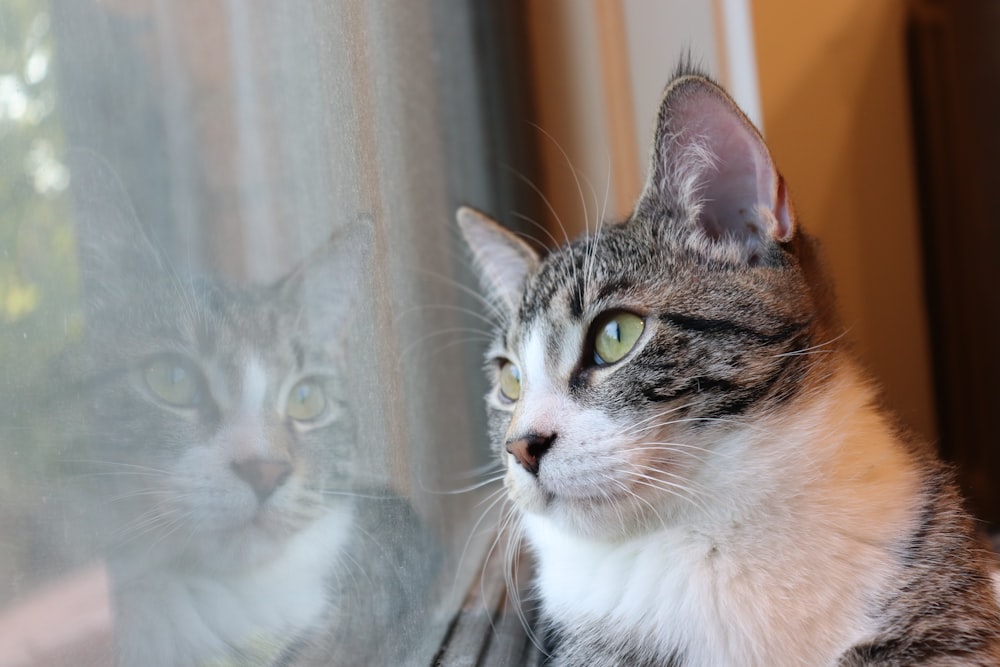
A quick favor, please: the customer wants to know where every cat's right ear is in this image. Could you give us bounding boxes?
[456,207,539,315]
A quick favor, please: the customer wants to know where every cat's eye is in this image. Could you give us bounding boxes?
[144,357,202,407]
[498,360,521,402]
[591,311,645,366]
[286,379,327,422]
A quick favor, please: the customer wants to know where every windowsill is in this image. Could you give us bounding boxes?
[0,563,112,667]
[434,550,543,667]
[0,553,540,667]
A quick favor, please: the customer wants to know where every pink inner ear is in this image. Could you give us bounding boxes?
[673,88,792,244]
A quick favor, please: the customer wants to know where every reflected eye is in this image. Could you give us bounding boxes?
[498,360,521,402]
[144,356,202,407]
[286,379,326,422]
[592,311,645,366]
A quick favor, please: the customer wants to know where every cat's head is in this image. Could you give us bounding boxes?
[459,71,838,540]
[59,198,372,569]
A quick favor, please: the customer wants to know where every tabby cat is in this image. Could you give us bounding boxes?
[53,190,432,666]
[458,68,1000,666]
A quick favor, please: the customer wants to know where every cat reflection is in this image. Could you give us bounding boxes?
[58,222,422,666]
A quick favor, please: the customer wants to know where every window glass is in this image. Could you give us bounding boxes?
[0,1,502,665]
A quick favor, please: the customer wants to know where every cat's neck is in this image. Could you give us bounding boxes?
[692,356,922,534]
[112,501,355,667]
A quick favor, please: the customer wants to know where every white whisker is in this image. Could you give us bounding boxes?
[504,164,572,248]
[773,329,851,358]
[419,473,505,496]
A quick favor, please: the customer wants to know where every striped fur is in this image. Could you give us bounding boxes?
[458,68,1000,666]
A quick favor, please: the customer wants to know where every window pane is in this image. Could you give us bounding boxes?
[0,1,506,665]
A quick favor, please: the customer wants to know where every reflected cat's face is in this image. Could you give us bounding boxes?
[65,234,365,570]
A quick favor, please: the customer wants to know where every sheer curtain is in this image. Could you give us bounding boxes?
[0,1,527,664]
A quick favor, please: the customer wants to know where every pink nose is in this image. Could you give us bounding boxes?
[505,433,556,475]
[231,459,293,502]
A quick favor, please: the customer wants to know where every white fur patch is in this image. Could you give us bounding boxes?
[242,358,268,413]
[521,327,550,396]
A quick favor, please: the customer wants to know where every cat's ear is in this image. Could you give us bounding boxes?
[277,221,374,336]
[637,73,794,254]
[456,207,540,315]
[66,151,171,312]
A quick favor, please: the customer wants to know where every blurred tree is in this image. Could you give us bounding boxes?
[0,0,79,391]
[0,0,80,602]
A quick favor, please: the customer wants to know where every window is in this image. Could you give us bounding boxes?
[0,1,536,664]
[10,2,935,666]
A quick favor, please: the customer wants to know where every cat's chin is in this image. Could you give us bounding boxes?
[521,499,659,543]
[111,493,337,575]
[507,467,676,541]
[177,503,341,572]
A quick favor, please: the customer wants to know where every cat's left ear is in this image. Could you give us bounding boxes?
[277,221,374,335]
[637,73,794,254]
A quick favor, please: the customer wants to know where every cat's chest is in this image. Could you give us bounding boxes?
[524,514,877,667]
[214,503,355,629]
[114,503,355,665]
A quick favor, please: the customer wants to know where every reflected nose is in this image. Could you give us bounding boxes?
[505,433,556,476]
[231,458,293,503]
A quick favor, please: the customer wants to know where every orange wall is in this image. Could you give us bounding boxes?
[753,0,936,441]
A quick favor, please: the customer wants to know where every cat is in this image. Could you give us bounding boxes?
[48,182,434,666]
[457,66,1000,666]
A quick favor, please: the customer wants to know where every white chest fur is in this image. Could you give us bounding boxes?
[527,516,868,667]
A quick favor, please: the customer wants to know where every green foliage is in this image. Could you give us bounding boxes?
[0,0,81,392]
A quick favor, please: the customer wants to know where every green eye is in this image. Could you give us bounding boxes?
[498,360,521,401]
[144,357,201,407]
[592,311,645,365]
[286,379,326,422]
